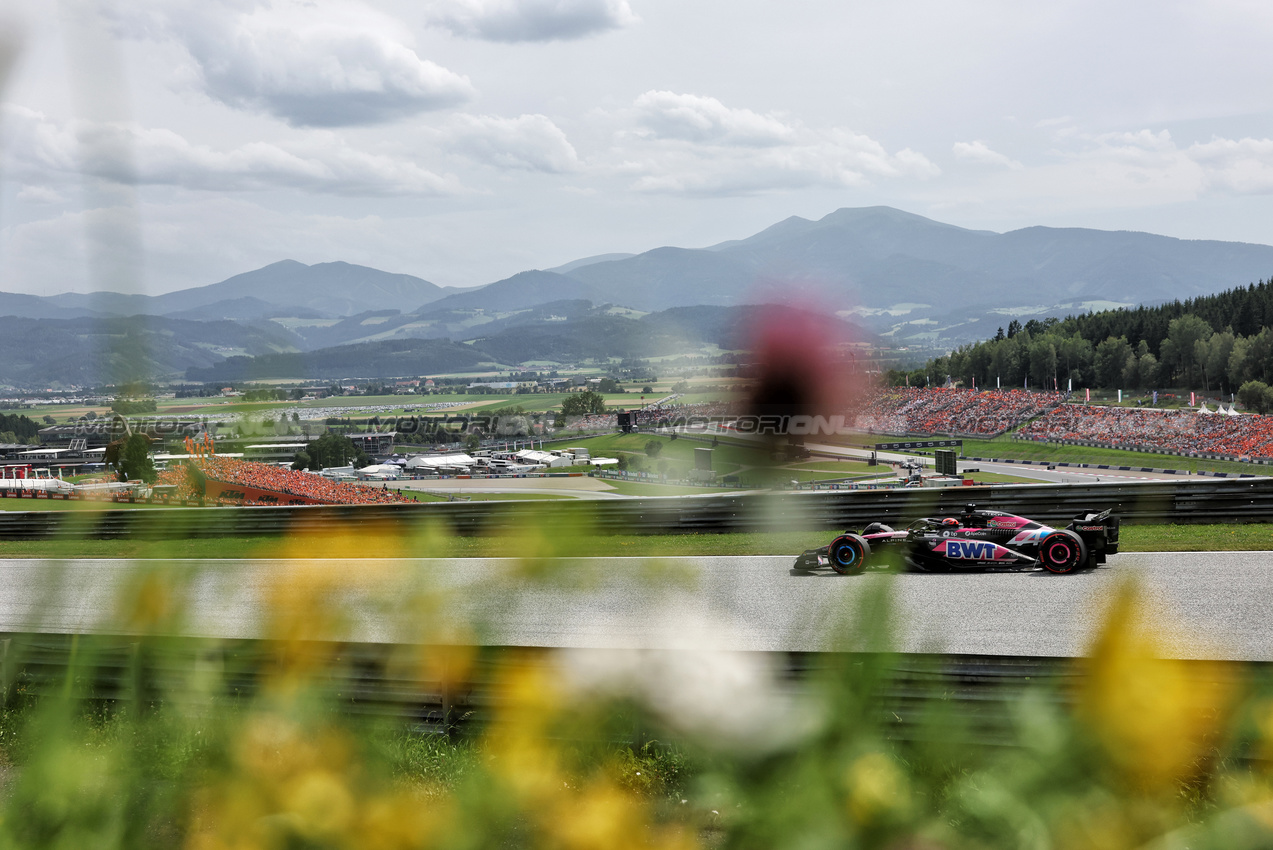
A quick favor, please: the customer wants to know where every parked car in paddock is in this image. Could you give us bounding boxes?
[793,504,1120,575]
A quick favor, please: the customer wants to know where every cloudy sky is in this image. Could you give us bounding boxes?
[4,0,1273,296]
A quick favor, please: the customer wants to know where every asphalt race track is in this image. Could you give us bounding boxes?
[3,553,1273,660]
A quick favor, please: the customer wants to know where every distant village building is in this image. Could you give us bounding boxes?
[466,381,538,391]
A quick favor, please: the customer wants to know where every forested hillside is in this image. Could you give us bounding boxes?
[910,277,1273,395]
[186,304,875,381]
[185,339,493,382]
[0,316,300,387]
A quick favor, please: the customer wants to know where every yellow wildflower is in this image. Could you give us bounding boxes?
[845,751,908,824]
[1079,581,1231,791]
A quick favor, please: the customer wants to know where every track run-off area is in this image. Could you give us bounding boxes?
[2,553,1271,661]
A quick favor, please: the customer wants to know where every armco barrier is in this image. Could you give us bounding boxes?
[4,478,1273,540]
[0,635,1258,747]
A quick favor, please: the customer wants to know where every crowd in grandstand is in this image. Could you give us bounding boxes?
[567,413,618,431]
[852,388,1065,437]
[1017,406,1273,459]
[564,402,735,432]
[158,456,412,506]
[843,386,1273,460]
[635,401,733,428]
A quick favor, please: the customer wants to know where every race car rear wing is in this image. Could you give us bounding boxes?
[1067,508,1120,557]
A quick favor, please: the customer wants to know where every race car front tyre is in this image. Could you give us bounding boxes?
[828,534,870,575]
[1038,530,1088,574]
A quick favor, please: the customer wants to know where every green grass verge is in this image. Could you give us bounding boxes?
[595,480,735,497]
[581,433,764,475]
[411,492,573,502]
[0,498,171,512]
[2,523,1271,560]
[962,471,1052,484]
[789,460,878,475]
[826,431,1272,476]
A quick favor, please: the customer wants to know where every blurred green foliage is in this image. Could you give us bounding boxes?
[0,550,1266,849]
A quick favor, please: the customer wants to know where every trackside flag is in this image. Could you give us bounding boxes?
[1086,388,1090,402]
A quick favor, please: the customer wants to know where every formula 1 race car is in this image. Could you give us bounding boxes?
[793,504,1120,575]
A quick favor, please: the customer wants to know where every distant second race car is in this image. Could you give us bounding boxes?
[794,504,1120,575]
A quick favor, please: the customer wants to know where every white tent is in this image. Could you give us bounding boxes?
[1225,404,1243,416]
[1197,403,1213,414]
[515,449,573,467]
[406,453,475,470]
[358,464,401,476]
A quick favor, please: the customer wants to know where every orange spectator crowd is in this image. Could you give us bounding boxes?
[636,401,733,428]
[852,388,1065,437]
[158,456,413,506]
[1017,405,1273,459]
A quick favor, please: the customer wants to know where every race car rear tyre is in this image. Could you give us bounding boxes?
[828,534,869,575]
[1038,530,1087,574]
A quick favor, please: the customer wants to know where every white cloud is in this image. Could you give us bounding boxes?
[618,91,939,196]
[1188,137,1273,194]
[933,127,1218,217]
[114,1,474,126]
[15,185,64,204]
[444,113,580,172]
[1092,129,1177,155]
[633,90,795,147]
[424,0,637,42]
[0,197,425,295]
[952,140,1023,170]
[4,106,460,196]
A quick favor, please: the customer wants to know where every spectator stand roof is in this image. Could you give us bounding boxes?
[405,453,475,469]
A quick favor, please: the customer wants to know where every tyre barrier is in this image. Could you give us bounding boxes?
[3,478,1273,540]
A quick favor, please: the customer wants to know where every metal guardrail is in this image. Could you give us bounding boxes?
[0,634,1257,746]
[2,478,1273,540]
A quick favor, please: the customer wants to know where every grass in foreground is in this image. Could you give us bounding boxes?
[0,551,1267,848]
[1,523,1271,559]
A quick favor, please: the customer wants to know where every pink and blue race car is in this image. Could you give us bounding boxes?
[794,504,1120,575]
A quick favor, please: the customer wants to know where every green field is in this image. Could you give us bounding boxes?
[595,480,737,497]
[789,459,879,475]
[825,431,1273,476]
[961,471,1048,484]
[406,492,572,502]
[25,386,740,425]
[0,498,170,512]
[578,433,764,477]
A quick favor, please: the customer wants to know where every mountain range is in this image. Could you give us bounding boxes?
[6,206,1273,385]
[1,260,452,323]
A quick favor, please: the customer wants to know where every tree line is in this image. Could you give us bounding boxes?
[0,413,41,445]
[897,276,1273,396]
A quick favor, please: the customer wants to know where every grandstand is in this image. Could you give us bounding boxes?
[1017,405,1273,460]
[852,387,1273,462]
[852,388,1064,437]
[158,457,413,506]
